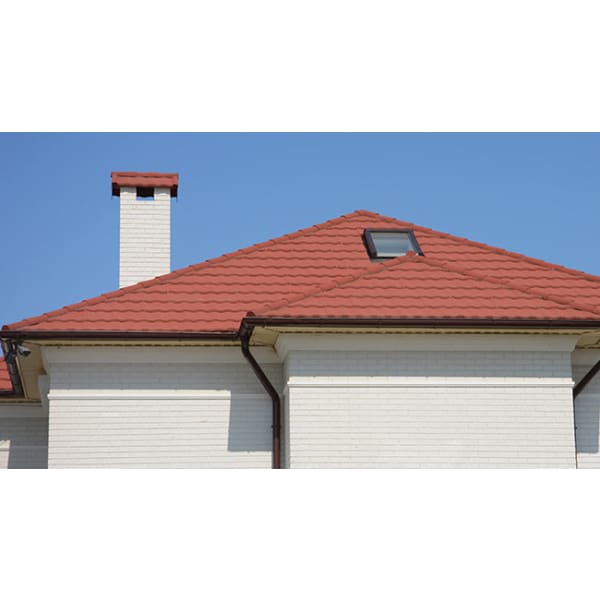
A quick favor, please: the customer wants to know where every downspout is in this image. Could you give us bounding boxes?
[239,324,281,469]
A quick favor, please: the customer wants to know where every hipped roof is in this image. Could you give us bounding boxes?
[3,210,600,336]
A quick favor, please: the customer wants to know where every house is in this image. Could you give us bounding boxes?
[2,171,600,468]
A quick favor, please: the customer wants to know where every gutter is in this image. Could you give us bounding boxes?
[239,323,281,469]
[0,330,238,341]
[242,316,600,329]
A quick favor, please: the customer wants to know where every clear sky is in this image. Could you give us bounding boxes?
[1,133,599,330]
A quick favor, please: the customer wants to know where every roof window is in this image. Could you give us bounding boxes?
[363,229,422,259]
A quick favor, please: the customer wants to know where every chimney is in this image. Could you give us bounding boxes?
[111,172,179,288]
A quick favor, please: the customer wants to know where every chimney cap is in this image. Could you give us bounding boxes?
[111,172,179,197]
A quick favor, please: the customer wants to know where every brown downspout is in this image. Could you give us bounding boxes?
[239,326,281,469]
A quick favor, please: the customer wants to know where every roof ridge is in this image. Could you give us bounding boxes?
[4,209,379,331]
[256,253,600,319]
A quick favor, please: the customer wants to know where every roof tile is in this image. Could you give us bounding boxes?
[257,255,600,320]
[0,357,12,393]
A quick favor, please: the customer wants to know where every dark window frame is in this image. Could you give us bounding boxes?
[363,229,423,259]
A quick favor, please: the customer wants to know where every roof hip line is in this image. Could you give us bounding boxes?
[251,252,600,319]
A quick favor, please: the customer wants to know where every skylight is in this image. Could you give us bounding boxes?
[363,229,422,259]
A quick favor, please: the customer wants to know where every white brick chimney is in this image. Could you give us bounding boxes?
[111,172,179,288]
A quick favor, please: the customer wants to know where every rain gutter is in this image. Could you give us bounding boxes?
[242,316,600,329]
[0,330,238,341]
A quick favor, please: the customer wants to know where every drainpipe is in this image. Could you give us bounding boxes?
[239,326,281,469]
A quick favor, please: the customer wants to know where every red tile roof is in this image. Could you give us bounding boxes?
[256,254,600,320]
[3,210,600,336]
[0,357,12,393]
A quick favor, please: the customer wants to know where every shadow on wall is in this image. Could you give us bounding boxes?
[289,350,570,379]
[227,393,271,452]
[0,418,48,469]
[575,395,600,454]
[573,363,600,455]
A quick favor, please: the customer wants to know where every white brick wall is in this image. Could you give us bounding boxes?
[0,407,48,468]
[119,186,171,288]
[280,334,578,468]
[573,349,600,468]
[44,347,282,468]
[24,334,592,469]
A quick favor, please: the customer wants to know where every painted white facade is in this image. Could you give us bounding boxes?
[119,186,172,288]
[2,332,599,469]
[43,347,281,468]
[278,334,579,468]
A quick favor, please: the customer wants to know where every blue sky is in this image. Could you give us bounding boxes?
[1,133,599,329]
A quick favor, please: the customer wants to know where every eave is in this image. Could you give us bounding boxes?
[4,319,600,403]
